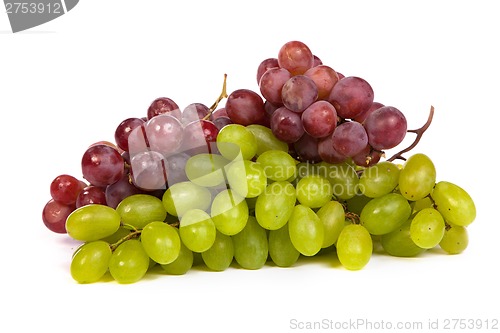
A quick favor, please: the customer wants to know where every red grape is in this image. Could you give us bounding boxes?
[270,106,305,143]
[278,41,314,75]
[301,100,338,138]
[147,97,181,120]
[281,75,318,113]
[364,106,407,150]
[76,185,107,208]
[259,67,291,106]
[331,121,368,157]
[304,65,339,100]
[256,57,279,84]
[114,117,146,152]
[225,89,266,126]
[329,76,374,119]
[81,144,125,187]
[42,199,74,233]
[50,174,85,205]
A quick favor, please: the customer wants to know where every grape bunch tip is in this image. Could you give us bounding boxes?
[42,40,476,284]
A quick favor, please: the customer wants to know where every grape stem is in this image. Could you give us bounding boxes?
[387,106,435,162]
[205,73,229,117]
[345,211,361,225]
[109,221,180,251]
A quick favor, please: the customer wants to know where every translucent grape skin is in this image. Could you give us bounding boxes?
[226,160,267,199]
[82,144,125,187]
[328,76,374,119]
[277,40,314,76]
[381,219,426,257]
[216,124,258,161]
[360,193,412,235]
[225,89,266,126]
[232,216,268,270]
[161,236,193,275]
[162,181,212,217]
[256,150,297,182]
[268,223,300,267]
[50,174,85,205]
[116,194,167,230]
[281,75,318,113]
[42,199,74,233]
[109,239,150,284]
[270,106,305,143]
[316,200,345,248]
[201,231,234,271]
[410,207,445,249]
[288,204,324,256]
[301,100,337,139]
[439,224,468,254]
[431,181,476,227]
[245,124,288,156]
[179,209,216,253]
[210,189,249,236]
[399,153,436,201]
[359,161,400,198]
[364,106,407,150]
[336,224,372,270]
[331,121,368,157]
[66,204,121,241]
[259,67,291,106]
[255,181,296,230]
[71,241,112,283]
[295,175,333,208]
[185,153,229,188]
[140,222,181,265]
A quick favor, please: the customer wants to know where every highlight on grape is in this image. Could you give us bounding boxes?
[42,40,476,283]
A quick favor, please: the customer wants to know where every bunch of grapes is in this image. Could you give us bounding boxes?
[42,41,476,284]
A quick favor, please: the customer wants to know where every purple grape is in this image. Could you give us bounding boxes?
[114,117,146,152]
[364,106,407,150]
[256,57,279,85]
[301,100,338,138]
[281,75,318,113]
[304,65,340,100]
[331,121,368,157]
[329,76,374,119]
[225,89,266,126]
[318,135,347,164]
[147,97,181,120]
[105,173,143,209]
[130,150,168,191]
[76,185,107,208]
[270,106,305,143]
[293,133,321,163]
[259,67,291,106]
[144,114,183,156]
[278,41,314,76]
[81,145,125,187]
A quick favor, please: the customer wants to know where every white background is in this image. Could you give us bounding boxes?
[1,1,498,332]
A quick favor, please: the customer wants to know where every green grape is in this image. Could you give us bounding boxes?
[288,204,324,256]
[359,161,400,198]
[246,124,288,156]
[162,181,212,217]
[295,162,322,181]
[256,150,297,181]
[109,239,150,284]
[71,241,112,283]
[345,193,371,215]
[116,194,167,229]
[66,204,121,241]
[439,224,468,254]
[202,231,234,271]
[210,189,249,235]
[185,153,230,187]
[381,219,425,257]
[101,226,132,244]
[161,234,193,275]
[399,153,436,201]
[316,200,345,248]
[410,207,445,249]
[318,162,359,200]
[431,181,476,226]
[216,124,257,160]
[336,224,372,270]
[232,216,268,269]
[295,174,333,208]
[179,209,216,252]
[411,196,434,213]
[268,223,300,267]
[226,160,267,198]
[140,221,181,265]
[255,181,296,230]
[360,193,412,235]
